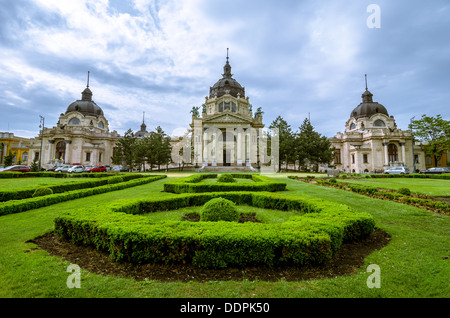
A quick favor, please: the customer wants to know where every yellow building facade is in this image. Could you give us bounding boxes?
[0,132,31,166]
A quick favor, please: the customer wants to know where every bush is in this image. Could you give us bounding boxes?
[32,187,53,198]
[217,173,235,183]
[398,187,411,196]
[201,198,239,222]
[107,176,124,184]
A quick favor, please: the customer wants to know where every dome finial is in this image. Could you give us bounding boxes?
[87,71,90,88]
[365,74,368,91]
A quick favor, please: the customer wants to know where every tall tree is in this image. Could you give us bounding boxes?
[295,118,334,172]
[111,129,138,171]
[409,114,450,167]
[269,116,295,171]
[152,126,172,170]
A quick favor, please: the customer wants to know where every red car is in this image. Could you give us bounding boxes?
[90,165,106,173]
[0,165,31,172]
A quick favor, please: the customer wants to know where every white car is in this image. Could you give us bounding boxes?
[55,165,71,173]
[384,166,410,174]
[68,165,84,173]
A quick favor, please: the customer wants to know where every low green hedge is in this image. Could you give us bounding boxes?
[315,179,450,213]
[0,175,166,216]
[163,173,286,193]
[54,191,375,269]
[369,173,450,180]
[0,174,144,202]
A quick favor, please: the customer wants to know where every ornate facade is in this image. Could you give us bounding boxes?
[29,78,120,169]
[330,81,426,173]
[189,55,267,169]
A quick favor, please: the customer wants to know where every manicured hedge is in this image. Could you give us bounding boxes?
[54,191,375,269]
[0,175,166,216]
[315,179,450,213]
[0,174,144,202]
[368,173,450,180]
[163,173,286,193]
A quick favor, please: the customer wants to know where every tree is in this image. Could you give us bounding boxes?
[152,126,172,170]
[111,129,138,171]
[3,150,15,167]
[269,116,296,171]
[409,114,450,167]
[295,118,334,172]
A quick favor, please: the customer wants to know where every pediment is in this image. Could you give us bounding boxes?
[203,113,252,124]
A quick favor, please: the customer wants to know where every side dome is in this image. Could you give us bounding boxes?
[350,89,388,119]
[65,87,104,117]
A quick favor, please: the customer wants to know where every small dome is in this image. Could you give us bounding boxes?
[65,86,104,117]
[350,89,388,119]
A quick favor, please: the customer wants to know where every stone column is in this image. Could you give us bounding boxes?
[382,142,389,166]
[203,128,208,166]
[246,128,251,166]
[236,126,242,166]
[212,127,217,166]
[400,142,406,165]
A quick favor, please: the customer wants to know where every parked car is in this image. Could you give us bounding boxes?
[104,165,111,172]
[384,166,410,174]
[67,165,85,173]
[112,165,128,172]
[90,165,106,173]
[419,167,450,174]
[0,165,31,172]
[55,165,71,173]
[84,165,94,172]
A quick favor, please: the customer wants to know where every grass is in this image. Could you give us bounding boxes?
[0,174,449,298]
[0,177,79,190]
[144,205,302,224]
[337,177,450,196]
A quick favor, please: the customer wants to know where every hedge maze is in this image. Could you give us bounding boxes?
[54,173,375,269]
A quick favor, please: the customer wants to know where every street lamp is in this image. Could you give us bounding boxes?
[39,115,45,171]
[410,116,416,173]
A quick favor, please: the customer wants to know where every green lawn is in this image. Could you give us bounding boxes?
[0,177,80,190]
[0,174,448,298]
[338,178,450,196]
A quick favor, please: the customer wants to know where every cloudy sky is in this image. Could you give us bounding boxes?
[0,0,449,139]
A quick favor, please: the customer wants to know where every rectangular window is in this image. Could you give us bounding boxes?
[334,149,341,164]
[224,102,230,110]
[414,154,419,163]
[86,152,91,161]
[99,153,102,162]
[352,154,355,164]
[363,154,368,163]
[35,152,40,160]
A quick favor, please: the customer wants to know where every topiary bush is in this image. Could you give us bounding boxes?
[398,187,411,196]
[32,187,53,198]
[200,197,239,222]
[217,173,235,183]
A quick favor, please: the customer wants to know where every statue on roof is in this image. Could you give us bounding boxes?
[190,106,200,117]
[254,107,264,117]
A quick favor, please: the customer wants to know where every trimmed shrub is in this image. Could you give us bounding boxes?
[107,176,124,184]
[55,191,376,268]
[32,187,53,198]
[398,187,411,196]
[217,173,235,183]
[201,198,239,222]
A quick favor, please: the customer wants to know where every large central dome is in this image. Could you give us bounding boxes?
[209,56,245,99]
[350,88,388,119]
[65,86,104,117]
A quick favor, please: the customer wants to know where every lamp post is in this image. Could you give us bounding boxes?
[410,116,416,173]
[38,115,45,171]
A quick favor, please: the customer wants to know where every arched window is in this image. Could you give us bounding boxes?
[55,141,66,160]
[373,119,385,127]
[350,123,356,130]
[98,121,104,128]
[68,117,81,125]
[219,102,224,112]
[388,144,398,162]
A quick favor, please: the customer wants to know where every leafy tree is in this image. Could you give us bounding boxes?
[295,118,334,172]
[30,156,39,172]
[152,126,172,170]
[3,150,15,167]
[111,129,138,171]
[269,116,296,171]
[409,114,450,167]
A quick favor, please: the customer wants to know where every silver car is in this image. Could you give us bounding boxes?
[384,166,410,174]
[68,165,84,173]
[55,165,71,173]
